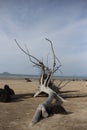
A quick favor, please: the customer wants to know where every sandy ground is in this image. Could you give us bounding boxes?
[0,78,87,130]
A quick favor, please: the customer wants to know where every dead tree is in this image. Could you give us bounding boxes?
[15,38,66,125]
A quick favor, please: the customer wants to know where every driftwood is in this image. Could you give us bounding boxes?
[25,78,32,82]
[31,91,65,125]
[0,84,15,102]
[14,38,67,125]
[15,39,87,125]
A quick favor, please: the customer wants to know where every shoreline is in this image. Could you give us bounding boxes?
[0,75,87,81]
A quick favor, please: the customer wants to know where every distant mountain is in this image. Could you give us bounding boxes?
[0,72,11,75]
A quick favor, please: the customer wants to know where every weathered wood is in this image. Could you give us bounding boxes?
[31,103,48,125]
[15,38,65,125]
[31,87,66,125]
[34,84,65,103]
[25,78,32,82]
[31,93,53,125]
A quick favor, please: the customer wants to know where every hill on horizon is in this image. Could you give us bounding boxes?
[0,72,11,75]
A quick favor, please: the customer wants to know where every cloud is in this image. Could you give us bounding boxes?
[0,0,87,75]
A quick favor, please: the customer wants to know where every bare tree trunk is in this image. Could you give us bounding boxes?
[15,38,65,126]
[30,87,65,126]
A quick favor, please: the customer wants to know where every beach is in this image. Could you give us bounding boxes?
[0,78,87,130]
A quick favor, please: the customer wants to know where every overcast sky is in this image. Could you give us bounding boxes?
[0,0,87,76]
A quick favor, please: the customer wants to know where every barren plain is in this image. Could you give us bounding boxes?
[0,78,87,130]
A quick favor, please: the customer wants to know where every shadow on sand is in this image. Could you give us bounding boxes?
[11,93,34,102]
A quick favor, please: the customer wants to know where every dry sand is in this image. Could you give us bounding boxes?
[0,78,87,130]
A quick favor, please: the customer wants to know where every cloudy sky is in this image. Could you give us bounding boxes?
[0,0,87,76]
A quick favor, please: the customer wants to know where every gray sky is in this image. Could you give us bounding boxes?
[0,0,87,76]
